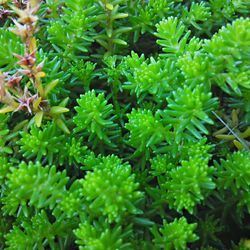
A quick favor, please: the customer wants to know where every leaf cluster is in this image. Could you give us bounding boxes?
[0,0,249,249]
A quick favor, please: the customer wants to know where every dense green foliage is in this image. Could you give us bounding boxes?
[0,0,249,249]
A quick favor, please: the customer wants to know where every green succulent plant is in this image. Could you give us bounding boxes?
[18,122,67,165]
[5,210,72,250]
[125,108,170,156]
[204,17,250,95]
[152,217,199,250]
[161,85,218,142]
[0,1,249,249]
[73,90,121,149]
[2,161,69,216]
[74,219,133,250]
[0,28,24,70]
[80,154,143,222]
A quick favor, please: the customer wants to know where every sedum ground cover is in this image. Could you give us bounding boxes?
[0,0,250,249]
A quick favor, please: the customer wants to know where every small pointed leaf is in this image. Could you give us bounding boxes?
[44,79,59,97]
[55,119,70,134]
[0,106,16,113]
[49,106,69,115]
[34,111,44,127]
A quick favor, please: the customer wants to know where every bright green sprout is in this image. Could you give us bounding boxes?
[152,217,199,250]
[80,154,143,222]
[2,161,69,216]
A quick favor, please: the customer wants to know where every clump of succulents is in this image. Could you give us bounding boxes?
[0,0,249,249]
